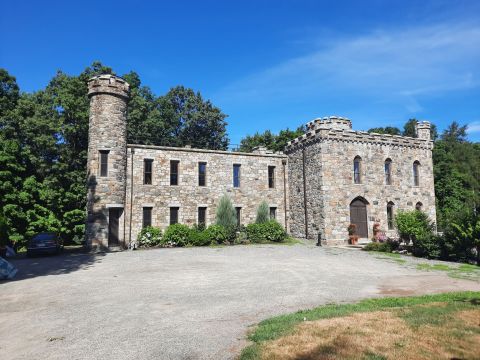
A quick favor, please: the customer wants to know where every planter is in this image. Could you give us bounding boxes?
[349,235,359,245]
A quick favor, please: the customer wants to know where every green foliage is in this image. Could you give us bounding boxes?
[395,210,434,243]
[246,220,287,243]
[215,195,237,228]
[0,214,8,247]
[203,224,229,245]
[363,242,393,252]
[189,228,212,246]
[443,212,480,264]
[137,226,162,247]
[367,126,401,135]
[162,224,192,247]
[238,126,305,152]
[255,201,270,224]
[412,233,442,259]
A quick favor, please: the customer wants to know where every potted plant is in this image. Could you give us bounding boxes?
[348,224,358,245]
[372,223,381,242]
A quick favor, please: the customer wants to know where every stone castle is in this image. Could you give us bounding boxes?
[86,75,436,249]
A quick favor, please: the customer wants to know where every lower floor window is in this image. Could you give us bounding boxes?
[198,207,207,226]
[235,207,241,226]
[269,207,277,220]
[143,207,152,227]
[387,202,394,230]
[170,207,179,225]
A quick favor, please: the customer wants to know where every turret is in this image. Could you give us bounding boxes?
[415,121,431,140]
[306,116,352,131]
[86,75,130,250]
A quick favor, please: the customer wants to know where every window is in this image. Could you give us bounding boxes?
[198,207,207,226]
[235,207,241,226]
[270,207,277,220]
[198,162,207,186]
[99,150,109,177]
[413,161,420,186]
[170,207,179,225]
[144,159,153,185]
[353,156,362,184]
[384,159,392,185]
[387,202,394,230]
[233,164,241,188]
[415,202,423,211]
[143,207,152,228]
[268,166,276,188]
[170,160,179,185]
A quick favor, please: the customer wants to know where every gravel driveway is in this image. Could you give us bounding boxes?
[1,244,479,360]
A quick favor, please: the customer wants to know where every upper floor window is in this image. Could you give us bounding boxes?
[144,159,153,185]
[170,160,179,186]
[233,164,241,188]
[387,202,394,230]
[143,207,152,228]
[413,161,420,186]
[198,162,207,186]
[268,166,275,188]
[384,159,392,185]
[99,150,109,177]
[353,156,362,184]
[415,202,423,211]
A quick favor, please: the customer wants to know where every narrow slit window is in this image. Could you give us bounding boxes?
[387,202,394,230]
[269,207,277,220]
[353,156,362,184]
[384,159,392,185]
[99,150,109,177]
[198,162,207,186]
[198,207,207,226]
[413,161,420,186]
[268,166,275,188]
[144,159,153,185]
[233,164,241,188]
[143,207,152,228]
[170,207,179,225]
[170,160,179,186]
[415,202,423,211]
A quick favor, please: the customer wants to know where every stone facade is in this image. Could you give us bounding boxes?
[86,75,437,249]
[285,117,436,245]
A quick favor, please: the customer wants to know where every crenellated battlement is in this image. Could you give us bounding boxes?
[306,116,352,131]
[88,74,130,99]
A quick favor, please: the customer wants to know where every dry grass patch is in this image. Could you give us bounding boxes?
[258,305,480,360]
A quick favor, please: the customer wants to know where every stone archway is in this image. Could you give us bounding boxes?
[350,197,368,238]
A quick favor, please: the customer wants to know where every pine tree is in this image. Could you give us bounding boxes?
[215,195,237,228]
[256,201,270,224]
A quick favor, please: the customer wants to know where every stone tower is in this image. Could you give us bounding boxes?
[415,121,432,140]
[86,75,130,250]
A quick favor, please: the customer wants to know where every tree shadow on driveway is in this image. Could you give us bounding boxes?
[2,247,106,282]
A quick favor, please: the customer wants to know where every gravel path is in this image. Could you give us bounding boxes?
[1,244,479,360]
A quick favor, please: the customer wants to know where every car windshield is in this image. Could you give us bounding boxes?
[33,234,55,242]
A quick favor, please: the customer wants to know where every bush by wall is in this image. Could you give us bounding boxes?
[189,229,212,246]
[246,220,286,243]
[204,224,229,245]
[255,201,270,224]
[137,226,162,247]
[363,241,393,252]
[162,224,192,247]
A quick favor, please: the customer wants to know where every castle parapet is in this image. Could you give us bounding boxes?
[306,116,352,131]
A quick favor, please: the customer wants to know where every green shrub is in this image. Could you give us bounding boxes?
[443,212,480,264]
[255,201,270,224]
[162,224,192,247]
[189,229,212,246]
[204,224,229,244]
[215,195,237,228]
[412,233,442,259]
[137,226,162,247]
[246,220,287,243]
[395,210,434,244]
[363,241,393,252]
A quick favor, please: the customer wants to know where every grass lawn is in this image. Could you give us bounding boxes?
[240,291,480,360]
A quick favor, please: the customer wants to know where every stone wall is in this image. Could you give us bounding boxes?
[286,118,436,245]
[124,145,288,246]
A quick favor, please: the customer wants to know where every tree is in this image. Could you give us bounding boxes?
[239,126,305,152]
[403,118,438,140]
[255,201,270,224]
[215,195,237,228]
[367,126,401,135]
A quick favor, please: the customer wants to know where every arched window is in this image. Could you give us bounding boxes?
[413,161,420,186]
[353,156,362,184]
[387,202,394,230]
[384,158,392,185]
[415,202,423,211]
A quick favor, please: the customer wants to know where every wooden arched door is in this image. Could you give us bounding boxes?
[350,198,368,238]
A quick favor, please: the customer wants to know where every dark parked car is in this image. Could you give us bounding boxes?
[27,233,63,257]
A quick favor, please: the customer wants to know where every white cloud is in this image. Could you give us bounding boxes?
[467,121,480,133]
[216,21,480,114]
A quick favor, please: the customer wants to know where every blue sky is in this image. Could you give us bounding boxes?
[1,0,480,144]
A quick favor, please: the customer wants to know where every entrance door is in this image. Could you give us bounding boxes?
[108,208,121,247]
[350,199,368,238]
